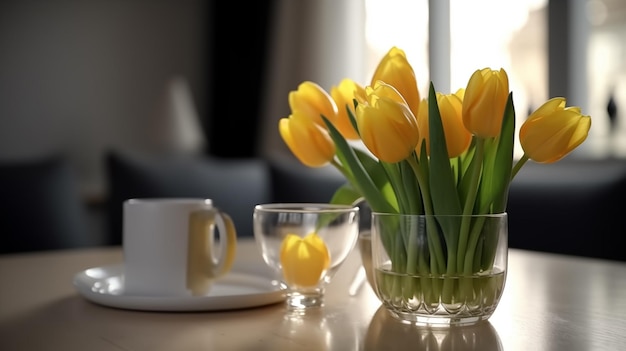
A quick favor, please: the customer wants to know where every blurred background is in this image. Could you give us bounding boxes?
[0,0,624,203]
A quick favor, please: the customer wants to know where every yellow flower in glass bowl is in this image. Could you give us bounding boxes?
[280,232,330,288]
[253,203,359,310]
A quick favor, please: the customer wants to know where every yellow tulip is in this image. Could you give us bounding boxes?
[416,91,471,158]
[289,81,338,127]
[279,112,336,167]
[280,232,330,288]
[330,78,366,140]
[415,98,429,155]
[519,97,592,163]
[370,47,421,117]
[356,82,419,163]
[462,68,509,138]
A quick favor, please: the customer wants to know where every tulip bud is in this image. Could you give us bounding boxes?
[462,68,509,138]
[416,92,471,158]
[330,78,366,140]
[520,97,592,163]
[289,81,338,127]
[279,112,336,167]
[370,47,421,117]
[356,82,419,163]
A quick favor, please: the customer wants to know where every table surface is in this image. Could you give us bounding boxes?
[1,238,625,351]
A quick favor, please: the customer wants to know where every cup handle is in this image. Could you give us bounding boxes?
[187,209,237,295]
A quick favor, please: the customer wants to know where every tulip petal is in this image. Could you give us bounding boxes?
[330,78,365,140]
[289,81,338,127]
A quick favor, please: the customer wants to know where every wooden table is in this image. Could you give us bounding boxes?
[1,238,625,350]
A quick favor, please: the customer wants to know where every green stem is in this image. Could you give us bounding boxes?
[400,157,422,214]
[404,215,419,275]
[380,162,410,214]
[330,159,351,182]
[511,154,529,180]
[463,216,487,275]
[457,215,486,300]
[456,138,485,272]
[406,156,446,274]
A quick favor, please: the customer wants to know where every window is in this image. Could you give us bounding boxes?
[365,0,548,158]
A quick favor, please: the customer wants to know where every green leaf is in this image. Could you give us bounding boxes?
[491,93,516,212]
[354,148,388,191]
[345,99,399,206]
[400,159,422,214]
[348,99,360,135]
[418,140,430,179]
[329,183,363,206]
[476,93,515,213]
[427,83,462,216]
[477,137,498,212]
[322,116,396,214]
[458,145,480,211]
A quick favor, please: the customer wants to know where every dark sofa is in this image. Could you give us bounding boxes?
[0,156,90,254]
[104,150,348,245]
[3,150,623,262]
[507,158,626,261]
[104,150,626,262]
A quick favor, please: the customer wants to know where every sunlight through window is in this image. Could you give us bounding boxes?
[365,0,548,158]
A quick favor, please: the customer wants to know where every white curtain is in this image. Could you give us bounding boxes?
[258,0,367,159]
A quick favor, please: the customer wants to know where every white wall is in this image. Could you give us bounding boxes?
[0,0,208,199]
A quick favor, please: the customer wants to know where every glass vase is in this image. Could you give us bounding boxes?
[370,212,508,327]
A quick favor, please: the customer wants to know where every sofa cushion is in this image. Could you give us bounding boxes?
[267,154,347,204]
[105,151,271,244]
[0,156,90,253]
[507,158,626,261]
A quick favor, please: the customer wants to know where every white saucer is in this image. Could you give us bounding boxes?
[73,264,285,312]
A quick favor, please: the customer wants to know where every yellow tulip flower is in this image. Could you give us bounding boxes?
[370,47,421,117]
[279,112,336,167]
[280,232,330,288]
[415,98,429,155]
[520,97,592,163]
[356,82,419,163]
[330,78,366,140]
[289,81,338,127]
[462,68,509,138]
[416,91,471,158]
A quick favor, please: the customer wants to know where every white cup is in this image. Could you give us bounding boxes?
[122,198,237,297]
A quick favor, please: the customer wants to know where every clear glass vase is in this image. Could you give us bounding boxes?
[370,212,508,327]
